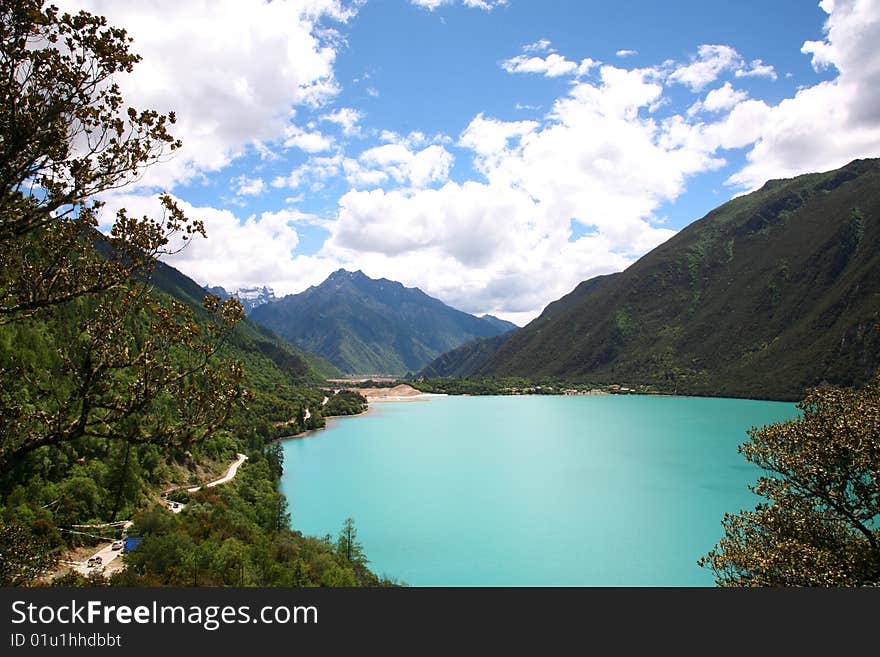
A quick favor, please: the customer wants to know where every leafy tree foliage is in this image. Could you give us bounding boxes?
[322,390,367,417]
[0,521,58,586]
[0,0,249,473]
[113,450,393,587]
[0,2,390,589]
[700,372,880,586]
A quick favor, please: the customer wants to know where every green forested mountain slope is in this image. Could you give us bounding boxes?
[473,159,880,400]
[418,332,516,378]
[479,314,519,333]
[150,258,341,381]
[250,269,513,375]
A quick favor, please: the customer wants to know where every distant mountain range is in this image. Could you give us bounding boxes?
[421,159,880,401]
[205,284,276,314]
[249,269,517,375]
[150,260,340,381]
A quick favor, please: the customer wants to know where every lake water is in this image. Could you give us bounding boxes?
[279,394,798,586]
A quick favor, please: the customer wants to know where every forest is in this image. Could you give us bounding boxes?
[0,0,386,588]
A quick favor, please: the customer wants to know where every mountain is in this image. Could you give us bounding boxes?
[150,260,340,381]
[419,331,516,378]
[480,314,518,333]
[249,269,514,375]
[204,284,276,314]
[446,159,880,400]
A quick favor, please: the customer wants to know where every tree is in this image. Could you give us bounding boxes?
[699,372,880,586]
[0,520,58,586]
[336,517,367,567]
[0,0,250,474]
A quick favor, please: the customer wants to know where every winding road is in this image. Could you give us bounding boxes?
[70,454,248,576]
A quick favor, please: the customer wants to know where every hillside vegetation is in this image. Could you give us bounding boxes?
[458,159,880,400]
[0,0,383,588]
[250,269,515,376]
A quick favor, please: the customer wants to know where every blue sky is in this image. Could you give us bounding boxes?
[64,0,880,324]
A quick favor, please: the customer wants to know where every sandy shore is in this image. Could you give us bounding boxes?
[354,383,445,402]
[278,384,442,442]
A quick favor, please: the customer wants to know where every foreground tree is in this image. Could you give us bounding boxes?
[700,372,880,586]
[0,521,58,586]
[0,0,248,474]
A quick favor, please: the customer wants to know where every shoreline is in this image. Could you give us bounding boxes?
[276,387,796,445]
[276,387,446,443]
[277,405,374,442]
[362,392,447,402]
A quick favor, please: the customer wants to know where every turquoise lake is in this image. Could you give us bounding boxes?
[279,395,798,586]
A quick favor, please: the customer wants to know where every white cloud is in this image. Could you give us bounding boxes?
[55,0,356,188]
[459,113,538,168]
[283,125,335,153]
[736,59,778,80]
[320,181,642,321]
[462,0,508,8]
[703,83,749,112]
[272,154,344,190]
[410,0,507,10]
[616,49,638,57]
[346,143,454,188]
[502,53,580,77]
[577,58,600,75]
[523,39,553,53]
[233,175,266,196]
[730,0,880,188]
[688,82,750,115]
[342,159,390,187]
[668,44,743,91]
[318,64,741,319]
[96,194,329,294]
[78,2,880,322]
[320,107,364,136]
[501,40,592,78]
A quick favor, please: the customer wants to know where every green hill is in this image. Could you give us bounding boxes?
[459,159,880,400]
[250,269,514,375]
[419,332,516,378]
[150,258,341,383]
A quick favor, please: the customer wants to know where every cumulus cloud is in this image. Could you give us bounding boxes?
[523,39,553,53]
[501,53,580,77]
[320,107,364,136]
[687,82,750,115]
[459,113,538,162]
[94,194,330,294]
[283,125,335,153]
[668,44,743,91]
[55,0,357,188]
[501,40,599,78]
[736,59,778,80]
[322,181,634,318]
[320,12,880,320]
[79,1,880,323]
[345,143,454,188]
[233,175,266,196]
[410,0,507,10]
[730,0,880,188]
[318,64,745,318]
[616,49,638,57]
[272,154,344,191]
